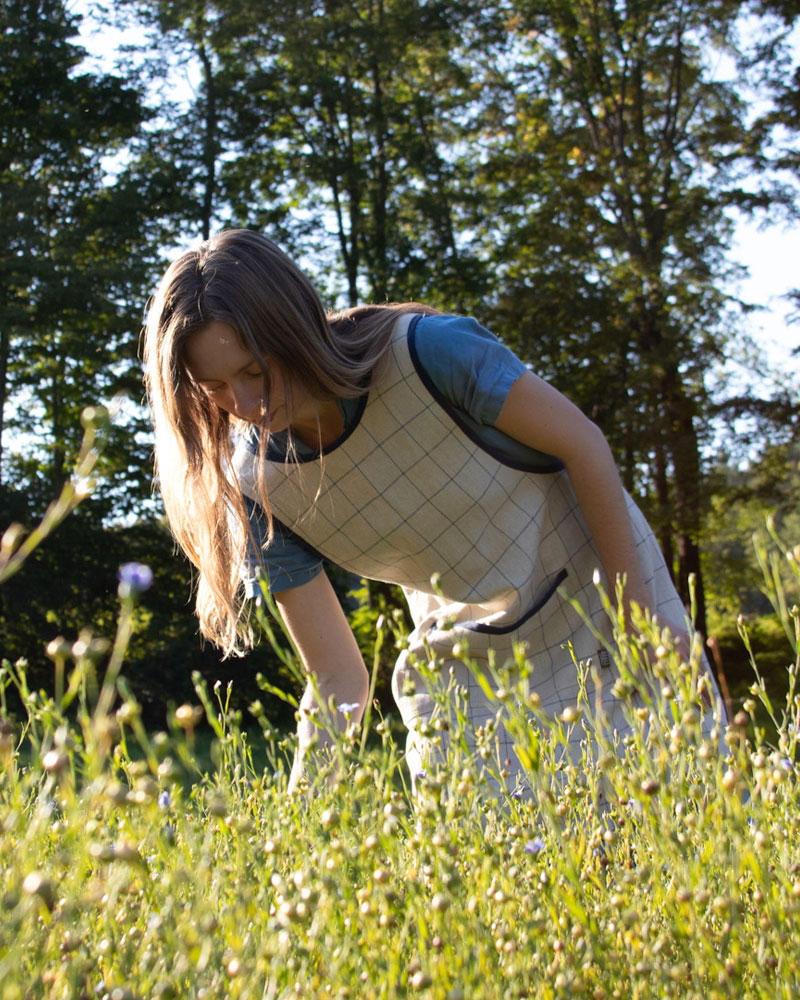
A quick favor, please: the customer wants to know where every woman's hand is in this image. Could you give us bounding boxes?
[274,571,369,793]
[494,370,654,626]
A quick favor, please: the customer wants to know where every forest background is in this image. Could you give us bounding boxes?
[2,0,800,732]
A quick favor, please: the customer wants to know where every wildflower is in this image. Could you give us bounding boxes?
[117,562,153,599]
[158,790,171,810]
[525,838,546,855]
[780,757,793,771]
[338,702,361,715]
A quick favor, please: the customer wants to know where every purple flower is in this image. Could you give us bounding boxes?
[118,563,153,598]
[158,790,171,810]
[525,838,546,855]
[337,702,361,716]
[780,757,793,771]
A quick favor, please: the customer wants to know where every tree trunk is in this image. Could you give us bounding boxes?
[50,352,67,496]
[369,0,388,301]
[0,325,9,487]
[197,35,217,240]
[652,433,675,584]
[662,365,706,635]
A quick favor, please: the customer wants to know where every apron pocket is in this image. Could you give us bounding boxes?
[464,568,568,637]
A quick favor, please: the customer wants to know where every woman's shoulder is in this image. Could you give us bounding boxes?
[408,313,527,424]
[413,312,501,343]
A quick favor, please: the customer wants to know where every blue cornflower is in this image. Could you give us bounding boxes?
[525,837,546,855]
[118,563,153,599]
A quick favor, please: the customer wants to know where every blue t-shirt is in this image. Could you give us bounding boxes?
[242,314,538,595]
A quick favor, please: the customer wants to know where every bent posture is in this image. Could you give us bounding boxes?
[144,229,722,792]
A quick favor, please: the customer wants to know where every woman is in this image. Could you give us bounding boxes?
[144,228,722,792]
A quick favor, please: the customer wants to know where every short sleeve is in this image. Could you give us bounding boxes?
[413,314,527,424]
[242,494,324,596]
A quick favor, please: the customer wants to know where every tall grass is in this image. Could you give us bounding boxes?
[1,426,798,998]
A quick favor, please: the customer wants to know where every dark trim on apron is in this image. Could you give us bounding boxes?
[466,568,569,635]
[405,315,565,475]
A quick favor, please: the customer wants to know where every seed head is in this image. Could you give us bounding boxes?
[721,769,738,792]
[22,872,54,909]
[80,405,110,430]
[42,750,69,774]
[174,704,204,730]
[640,777,659,796]
[45,636,72,660]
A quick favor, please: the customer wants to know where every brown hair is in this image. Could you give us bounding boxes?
[143,228,437,653]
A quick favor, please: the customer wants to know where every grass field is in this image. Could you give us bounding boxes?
[1,521,799,998]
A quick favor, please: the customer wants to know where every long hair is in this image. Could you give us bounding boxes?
[143,228,437,653]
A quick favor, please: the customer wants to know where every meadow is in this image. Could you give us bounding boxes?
[0,417,798,999]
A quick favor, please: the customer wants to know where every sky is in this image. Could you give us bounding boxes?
[729,216,799,374]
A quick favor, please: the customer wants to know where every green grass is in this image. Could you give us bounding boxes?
[2,504,800,997]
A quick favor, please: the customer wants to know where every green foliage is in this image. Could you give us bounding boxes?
[0,0,161,514]
[1,516,800,996]
[346,576,412,711]
[1,0,799,740]
[471,0,798,633]
[705,445,800,619]
[0,415,298,732]
[116,0,498,307]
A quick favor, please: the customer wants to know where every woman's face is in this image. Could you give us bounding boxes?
[184,321,290,429]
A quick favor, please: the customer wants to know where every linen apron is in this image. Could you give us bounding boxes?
[233,314,718,788]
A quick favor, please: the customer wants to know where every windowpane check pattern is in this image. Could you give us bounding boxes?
[234,315,714,789]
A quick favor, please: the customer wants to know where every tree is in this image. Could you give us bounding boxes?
[749,0,800,331]
[122,0,499,308]
[472,0,782,634]
[0,0,155,514]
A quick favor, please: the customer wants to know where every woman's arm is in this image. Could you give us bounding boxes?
[274,571,369,792]
[493,370,657,625]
